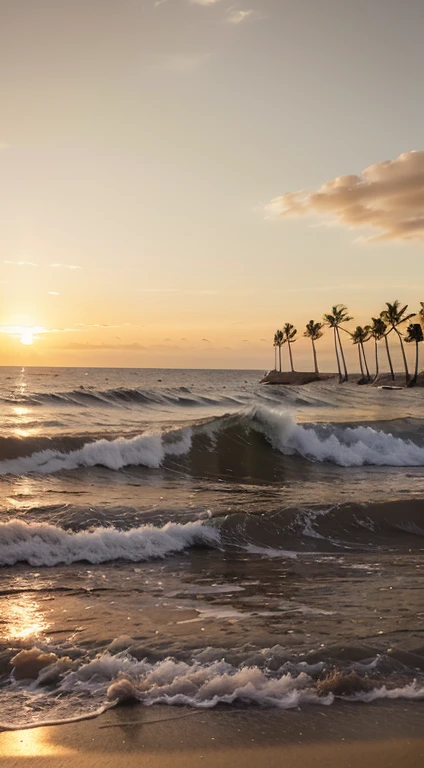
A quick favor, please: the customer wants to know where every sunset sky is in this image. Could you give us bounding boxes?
[0,0,423,369]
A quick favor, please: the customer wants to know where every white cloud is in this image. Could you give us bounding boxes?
[4,260,39,267]
[267,151,424,242]
[50,263,82,269]
[226,9,253,24]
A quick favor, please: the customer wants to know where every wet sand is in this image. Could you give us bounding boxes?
[1,702,424,767]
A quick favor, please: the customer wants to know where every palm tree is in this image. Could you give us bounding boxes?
[324,305,352,382]
[273,333,278,370]
[369,316,387,381]
[282,323,297,372]
[381,301,415,384]
[351,326,371,381]
[304,320,324,375]
[273,330,284,372]
[323,309,342,381]
[405,323,423,386]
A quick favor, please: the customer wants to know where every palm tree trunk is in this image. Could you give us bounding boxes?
[312,339,319,374]
[373,338,379,381]
[336,327,348,381]
[396,330,410,384]
[274,346,277,371]
[278,345,282,373]
[361,342,370,379]
[384,335,395,380]
[357,345,364,378]
[411,339,419,385]
[333,328,342,382]
[288,341,294,372]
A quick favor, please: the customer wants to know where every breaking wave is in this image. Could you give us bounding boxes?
[0,429,192,475]
[1,405,424,477]
[249,405,424,467]
[1,645,424,729]
[0,519,219,567]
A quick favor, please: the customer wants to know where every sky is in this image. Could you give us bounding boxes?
[0,0,423,370]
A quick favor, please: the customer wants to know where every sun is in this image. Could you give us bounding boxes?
[20,329,34,345]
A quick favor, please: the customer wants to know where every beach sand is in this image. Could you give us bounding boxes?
[1,702,424,767]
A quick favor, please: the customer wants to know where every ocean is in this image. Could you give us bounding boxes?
[0,366,423,728]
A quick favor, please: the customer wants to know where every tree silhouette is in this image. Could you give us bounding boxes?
[405,323,423,386]
[282,323,297,372]
[304,320,324,375]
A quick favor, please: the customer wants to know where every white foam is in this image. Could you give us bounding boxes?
[244,544,298,559]
[0,429,192,476]
[250,405,424,467]
[64,655,332,709]
[35,653,424,709]
[0,519,219,567]
[2,649,424,729]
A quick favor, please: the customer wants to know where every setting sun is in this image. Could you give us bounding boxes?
[20,328,34,345]
[0,325,46,346]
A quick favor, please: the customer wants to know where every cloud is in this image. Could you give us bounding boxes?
[226,9,253,24]
[266,151,424,242]
[4,260,38,267]
[191,0,222,5]
[50,263,82,269]
[48,292,60,295]
[201,338,211,343]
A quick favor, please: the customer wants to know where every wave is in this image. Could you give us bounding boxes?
[0,386,245,409]
[1,405,424,476]
[249,405,424,467]
[219,498,424,552]
[1,645,423,729]
[2,495,424,568]
[0,429,192,475]
[0,519,219,567]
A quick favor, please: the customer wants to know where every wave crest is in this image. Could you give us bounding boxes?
[250,405,424,467]
[0,519,219,566]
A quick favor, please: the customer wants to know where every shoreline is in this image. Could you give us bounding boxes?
[1,702,424,767]
[260,370,424,387]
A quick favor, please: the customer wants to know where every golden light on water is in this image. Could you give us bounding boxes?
[0,729,76,758]
[11,405,40,438]
[3,594,49,641]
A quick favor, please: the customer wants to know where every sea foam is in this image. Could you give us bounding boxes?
[251,405,424,467]
[0,519,219,566]
[0,429,192,476]
[2,650,424,730]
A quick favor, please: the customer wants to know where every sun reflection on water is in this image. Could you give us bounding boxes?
[2,593,49,641]
[0,728,75,757]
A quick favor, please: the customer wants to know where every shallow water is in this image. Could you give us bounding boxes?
[0,366,423,727]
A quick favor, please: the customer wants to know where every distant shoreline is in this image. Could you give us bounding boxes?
[261,370,424,387]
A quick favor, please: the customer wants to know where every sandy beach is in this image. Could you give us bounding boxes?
[1,702,424,767]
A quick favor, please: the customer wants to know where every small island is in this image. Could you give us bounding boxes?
[264,301,423,387]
